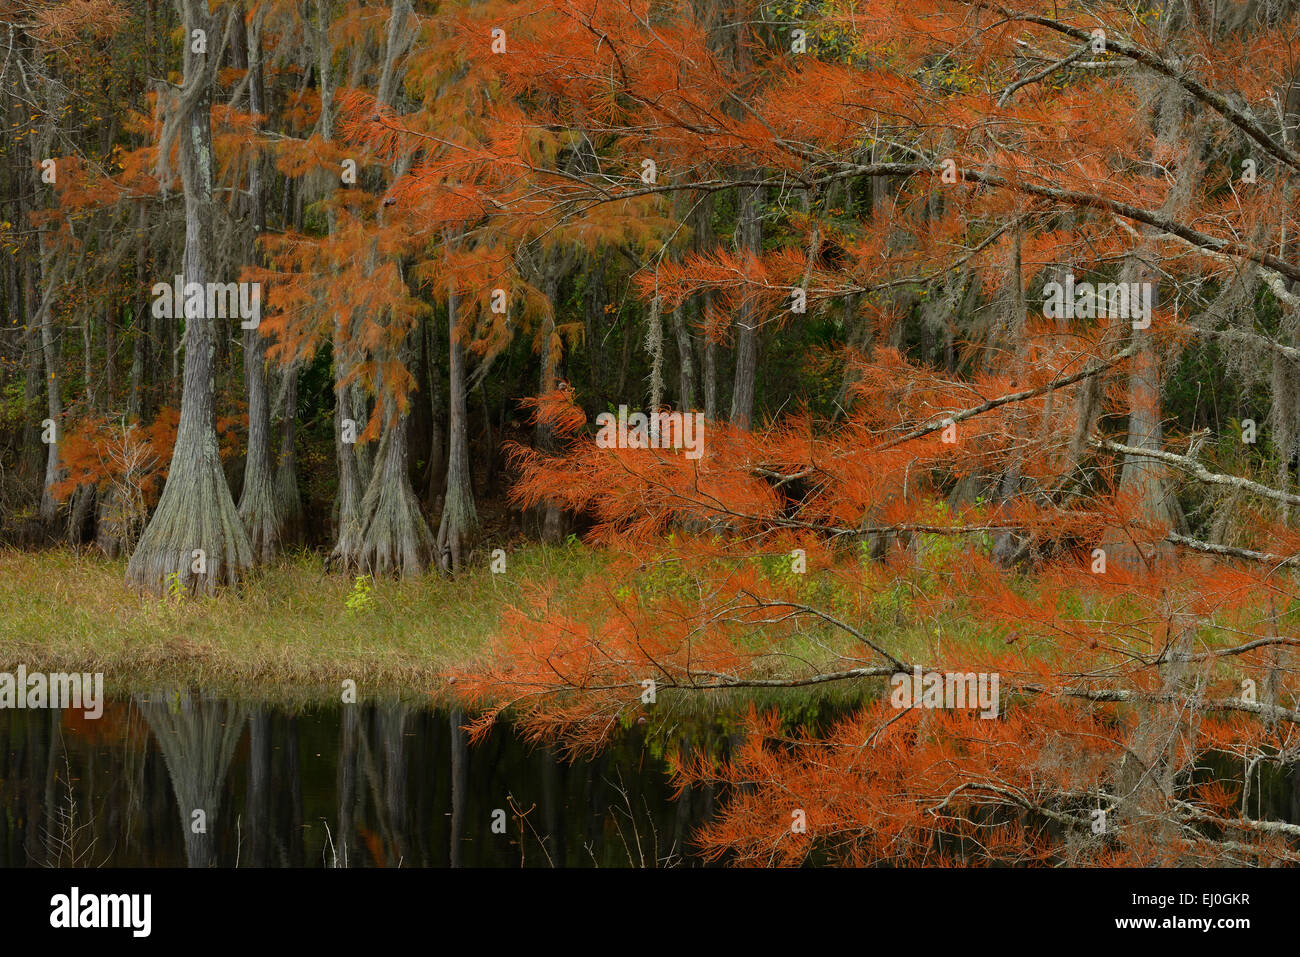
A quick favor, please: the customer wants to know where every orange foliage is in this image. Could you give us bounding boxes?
[439,0,1300,865]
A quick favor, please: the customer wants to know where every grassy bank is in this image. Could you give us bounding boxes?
[0,544,603,703]
[0,543,883,721]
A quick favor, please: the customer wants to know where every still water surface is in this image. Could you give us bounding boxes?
[14,693,1299,867]
[0,693,724,867]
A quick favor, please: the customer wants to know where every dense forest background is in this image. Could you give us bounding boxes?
[0,0,873,577]
[1,0,1290,590]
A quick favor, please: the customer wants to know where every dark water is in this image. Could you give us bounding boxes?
[0,694,723,867]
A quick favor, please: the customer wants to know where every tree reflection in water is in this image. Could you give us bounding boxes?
[135,691,247,868]
[0,696,726,867]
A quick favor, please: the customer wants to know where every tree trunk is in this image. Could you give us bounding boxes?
[531,257,571,541]
[238,320,279,561]
[312,0,366,568]
[730,181,762,429]
[35,254,61,530]
[104,300,116,405]
[436,284,478,572]
[66,483,95,545]
[274,362,306,546]
[671,301,696,410]
[691,195,719,421]
[992,230,1028,564]
[26,155,63,533]
[18,263,42,490]
[354,385,434,577]
[236,11,281,562]
[23,44,66,533]
[353,382,374,488]
[421,314,447,512]
[329,363,366,567]
[83,306,96,410]
[350,283,430,575]
[1111,82,1201,569]
[583,249,609,400]
[339,0,428,575]
[127,1,253,596]
[703,300,718,421]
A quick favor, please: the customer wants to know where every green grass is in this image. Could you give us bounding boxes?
[0,542,1018,720]
[0,543,604,704]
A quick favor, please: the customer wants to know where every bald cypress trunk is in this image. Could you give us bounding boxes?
[703,310,717,422]
[238,319,278,560]
[348,259,432,575]
[671,301,696,410]
[421,315,447,512]
[354,385,434,577]
[1110,79,1198,570]
[126,1,252,595]
[691,196,719,422]
[535,271,566,542]
[670,194,697,410]
[236,10,281,562]
[27,82,64,533]
[275,363,306,546]
[18,268,42,490]
[127,206,152,424]
[104,300,116,406]
[353,382,374,489]
[311,0,364,568]
[992,230,1028,565]
[329,360,366,567]
[436,284,477,572]
[730,181,762,429]
[36,270,60,531]
[337,0,430,575]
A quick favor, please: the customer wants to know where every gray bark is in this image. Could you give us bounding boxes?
[36,252,61,531]
[329,367,366,566]
[126,0,253,596]
[671,301,696,410]
[730,182,762,428]
[18,265,42,489]
[346,0,430,575]
[236,10,281,562]
[537,275,566,542]
[28,90,64,531]
[274,363,306,546]
[1113,82,1202,565]
[312,0,365,568]
[353,385,434,576]
[436,282,478,572]
[421,315,447,511]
